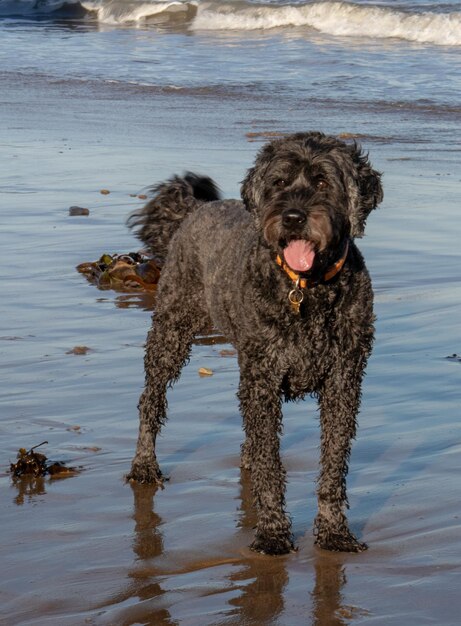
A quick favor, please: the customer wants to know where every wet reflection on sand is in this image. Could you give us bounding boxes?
[114,470,362,626]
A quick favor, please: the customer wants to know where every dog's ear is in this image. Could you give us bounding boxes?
[241,166,257,212]
[241,142,276,213]
[347,143,383,238]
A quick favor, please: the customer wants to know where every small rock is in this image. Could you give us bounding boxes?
[69,206,90,216]
[198,367,213,377]
[245,131,285,142]
[66,346,91,355]
[100,189,110,195]
[220,349,237,357]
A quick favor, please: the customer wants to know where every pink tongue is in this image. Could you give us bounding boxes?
[283,240,315,272]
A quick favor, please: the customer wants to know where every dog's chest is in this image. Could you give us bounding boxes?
[279,320,334,397]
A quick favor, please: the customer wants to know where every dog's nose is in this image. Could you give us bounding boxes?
[282,209,307,228]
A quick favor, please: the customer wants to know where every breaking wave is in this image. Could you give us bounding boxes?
[1,0,460,46]
[193,1,461,46]
[82,0,198,26]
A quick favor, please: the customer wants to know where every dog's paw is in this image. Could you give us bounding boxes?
[250,533,296,556]
[314,520,367,553]
[126,459,164,486]
[315,532,367,553]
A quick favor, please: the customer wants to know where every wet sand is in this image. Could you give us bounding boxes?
[1,75,461,625]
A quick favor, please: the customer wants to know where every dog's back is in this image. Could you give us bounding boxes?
[157,198,259,341]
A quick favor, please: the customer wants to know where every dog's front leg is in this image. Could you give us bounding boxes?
[238,366,294,555]
[127,322,168,485]
[128,301,204,485]
[314,363,367,552]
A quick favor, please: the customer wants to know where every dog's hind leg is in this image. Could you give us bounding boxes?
[127,274,209,485]
[314,361,367,552]
[238,358,294,555]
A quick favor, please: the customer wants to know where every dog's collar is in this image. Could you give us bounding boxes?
[276,239,350,314]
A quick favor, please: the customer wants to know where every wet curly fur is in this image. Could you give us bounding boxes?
[127,132,383,555]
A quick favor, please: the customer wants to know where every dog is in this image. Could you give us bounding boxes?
[126,132,383,555]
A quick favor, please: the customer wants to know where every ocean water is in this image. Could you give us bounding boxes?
[1,0,460,146]
[1,0,460,173]
[1,1,461,625]
[1,1,461,86]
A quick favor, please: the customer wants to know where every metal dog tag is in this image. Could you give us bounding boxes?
[288,283,304,314]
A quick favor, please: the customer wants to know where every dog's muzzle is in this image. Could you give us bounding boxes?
[280,208,314,272]
[282,208,307,228]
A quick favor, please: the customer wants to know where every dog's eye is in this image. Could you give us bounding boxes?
[316,178,328,191]
[275,179,287,188]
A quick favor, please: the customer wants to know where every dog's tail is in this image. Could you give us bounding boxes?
[127,172,221,261]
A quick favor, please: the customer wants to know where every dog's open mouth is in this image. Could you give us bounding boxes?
[283,239,315,273]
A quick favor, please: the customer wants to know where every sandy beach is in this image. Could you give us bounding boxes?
[1,23,461,624]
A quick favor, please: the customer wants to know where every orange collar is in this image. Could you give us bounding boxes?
[276,240,350,313]
[276,239,349,288]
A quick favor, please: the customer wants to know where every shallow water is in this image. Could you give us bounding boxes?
[1,4,461,625]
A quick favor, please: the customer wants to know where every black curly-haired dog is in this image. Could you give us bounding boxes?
[127,131,383,555]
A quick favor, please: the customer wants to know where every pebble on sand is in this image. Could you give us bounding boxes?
[69,206,90,216]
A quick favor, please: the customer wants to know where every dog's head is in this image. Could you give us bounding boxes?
[241,132,383,275]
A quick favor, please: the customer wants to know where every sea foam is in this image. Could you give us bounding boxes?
[81,0,197,25]
[3,0,460,46]
[192,1,461,46]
